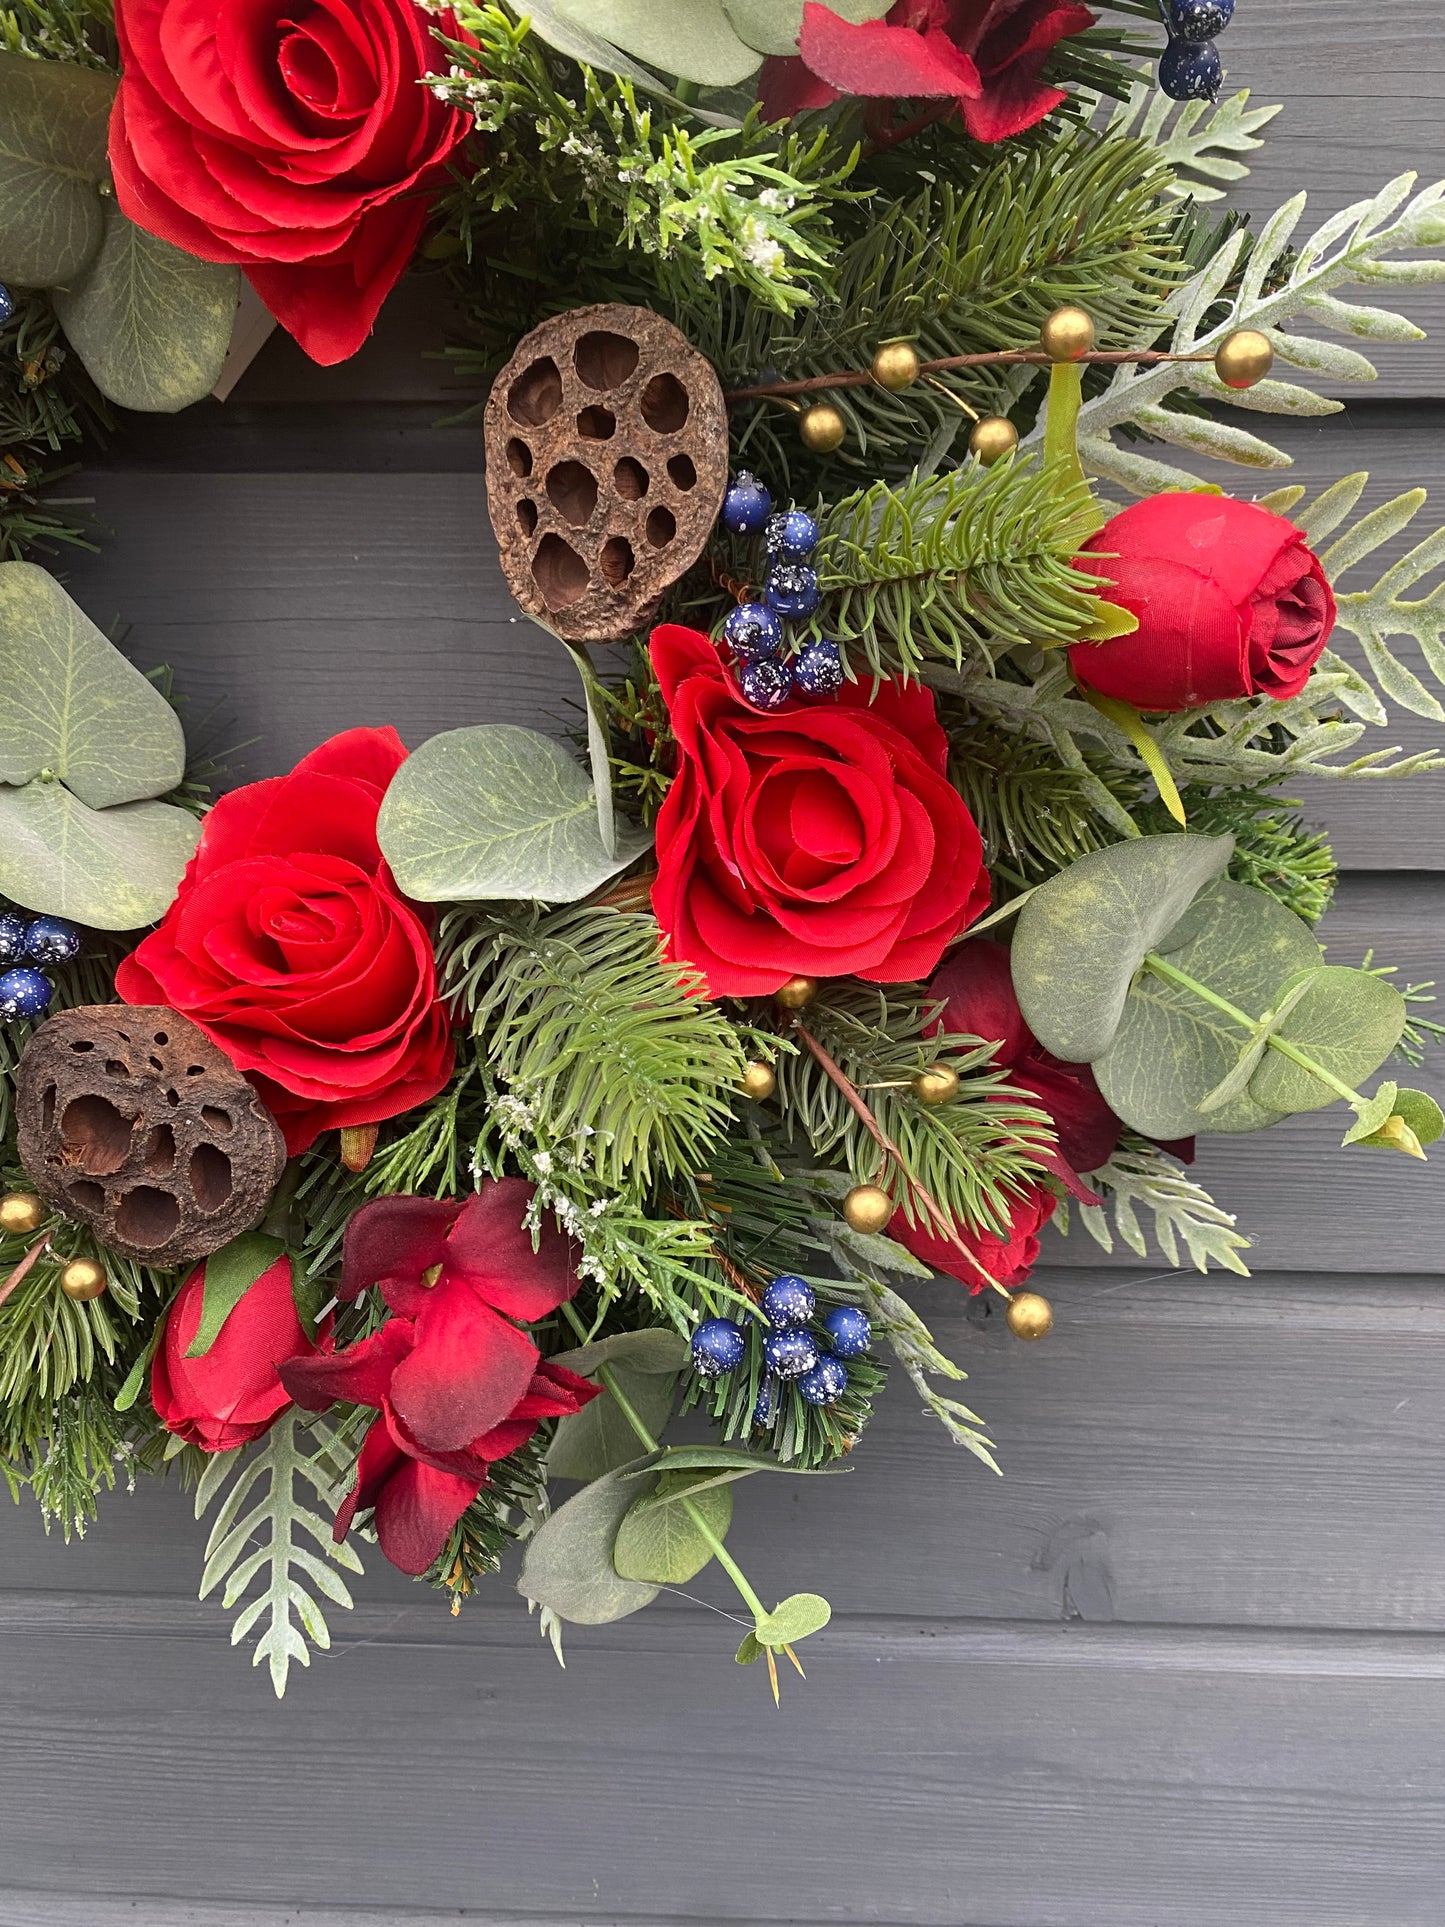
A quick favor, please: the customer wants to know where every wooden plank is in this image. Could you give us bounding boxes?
[0,1605,1443,1924]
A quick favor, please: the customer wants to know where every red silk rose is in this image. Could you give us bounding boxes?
[893,1184,1056,1292]
[650,626,989,996]
[1070,493,1337,710]
[760,0,1094,143]
[280,1183,598,1574]
[928,939,1122,1197]
[152,1252,330,1451]
[116,728,454,1158]
[109,0,473,365]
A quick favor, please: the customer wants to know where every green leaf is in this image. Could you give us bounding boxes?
[376,725,651,903]
[634,1443,844,1477]
[114,1313,169,1412]
[755,1592,832,1648]
[1394,1088,1445,1148]
[1247,966,1407,1115]
[613,1476,733,1585]
[0,563,186,805]
[1351,1086,1445,1154]
[519,1461,662,1625]
[184,1232,287,1360]
[550,1329,690,1378]
[1012,834,1235,1063]
[556,630,619,858]
[0,52,114,287]
[548,0,763,82]
[722,0,889,57]
[1196,971,1317,1114]
[1342,1080,1398,1146]
[54,201,240,413]
[735,1630,762,1665]
[546,1364,679,1482]
[1092,880,1322,1141]
[0,785,200,928]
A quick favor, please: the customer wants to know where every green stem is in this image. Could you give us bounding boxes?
[1141,953,1364,1107]
[559,1302,769,1623]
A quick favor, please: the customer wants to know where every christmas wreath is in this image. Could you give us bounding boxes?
[0,0,1442,1699]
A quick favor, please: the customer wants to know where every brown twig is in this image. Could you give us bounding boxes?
[793,1022,1004,1295]
[723,347,1217,405]
[0,1235,51,1313]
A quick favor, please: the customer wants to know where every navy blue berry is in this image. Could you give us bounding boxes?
[24,916,81,966]
[722,601,784,660]
[736,657,792,711]
[763,1327,818,1381]
[798,1353,849,1407]
[764,509,819,562]
[691,1316,747,1378]
[754,1379,778,1427]
[0,913,28,967]
[0,968,51,1020]
[0,285,13,328]
[1162,0,1232,42]
[821,1305,872,1359]
[791,638,845,697]
[1159,36,1221,99]
[763,564,820,621]
[722,472,773,536]
[761,1274,815,1328]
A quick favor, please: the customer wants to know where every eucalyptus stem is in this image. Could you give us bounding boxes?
[1141,953,1363,1107]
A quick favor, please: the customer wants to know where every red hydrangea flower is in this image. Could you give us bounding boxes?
[116,728,455,1159]
[279,1181,598,1575]
[760,0,1095,143]
[650,625,989,996]
[893,1183,1056,1291]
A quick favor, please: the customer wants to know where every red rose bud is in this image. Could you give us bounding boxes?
[109,0,474,364]
[1069,493,1337,711]
[649,626,989,997]
[116,728,455,1158]
[152,1254,329,1453]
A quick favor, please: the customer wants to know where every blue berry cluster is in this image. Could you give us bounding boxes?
[1158,0,1232,101]
[0,913,81,1021]
[689,1275,873,1417]
[719,472,845,711]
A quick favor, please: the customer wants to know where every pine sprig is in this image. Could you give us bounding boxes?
[1134,785,1336,925]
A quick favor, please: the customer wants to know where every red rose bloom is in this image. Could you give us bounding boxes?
[1070,493,1337,710]
[893,1183,1056,1292]
[650,626,989,996]
[152,1252,330,1452]
[116,728,454,1158]
[281,1183,598,1574]
[760,0,1094,143]
[109,0,473,365]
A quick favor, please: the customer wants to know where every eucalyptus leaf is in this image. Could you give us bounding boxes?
[546,1360,680,1482]
[1012,834,1234,1063]
[550,1329,690,1379]
[547,0,764,82]
[735,1630,762,1665]
[375,725,651,903]
[1247,965,1406,1115]
[54,201,240,413]
[0,784,201,928]
[519,1461,661,1625]
[1093,879,1322,1141]
[754,1591,832,1648]
[721,0,889,56]
[613,1476,733,1584]
[1342,1081,1398,1146]
[1354,1086,1445,1152]
[184,1232,287,1360]
[1196,971,1317,1113]
[556,632,618,858]
[0,52,114,286]
[634,1443,844,1476]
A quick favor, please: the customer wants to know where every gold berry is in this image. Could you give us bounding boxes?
[1214,327,1275,391]
[871,341,922,392]
[799,401,846,454]
[774,975,819,1011]
[968,415,1019,466]
[0,1191,44,1236]
[842,1184,895,1235]
[738,1060,778,1102]
[1040,305,1095,363]
[1006,1289,1054,1341]
[59,1257,107,1303]
[912,1064,960,1106]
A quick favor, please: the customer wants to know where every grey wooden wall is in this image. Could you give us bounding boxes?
[4,7,1445,1922]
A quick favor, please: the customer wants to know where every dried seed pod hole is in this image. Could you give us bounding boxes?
[517,498,538,537]
[61,1095,134,1175]
[600,536,635,587]
[190,1144,233,1213]
[577,405,615,440]
[575,330,639,389]
[646,506,676,549]
[201,1106,234,1135]
[641,373,688,433]
[507,358,562,427]
[667,452,697,491]
[533,533,589,610]
[614,457,648,501]
[69,1179,104,1215]
[547,460,599,527]
[506,437,533,478]
[115,1186,180,1249]
[143,1123,176,1175]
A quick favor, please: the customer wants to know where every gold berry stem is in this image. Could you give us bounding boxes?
[723,348,1218,405]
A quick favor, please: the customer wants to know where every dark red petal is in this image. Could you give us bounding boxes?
[340,1194,463,1303]
[278,1317,415,1413]
[371,1455,483,1575]
[798,2,983,97]
[443,1180,581,1320]
[389,1284,541,1452]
